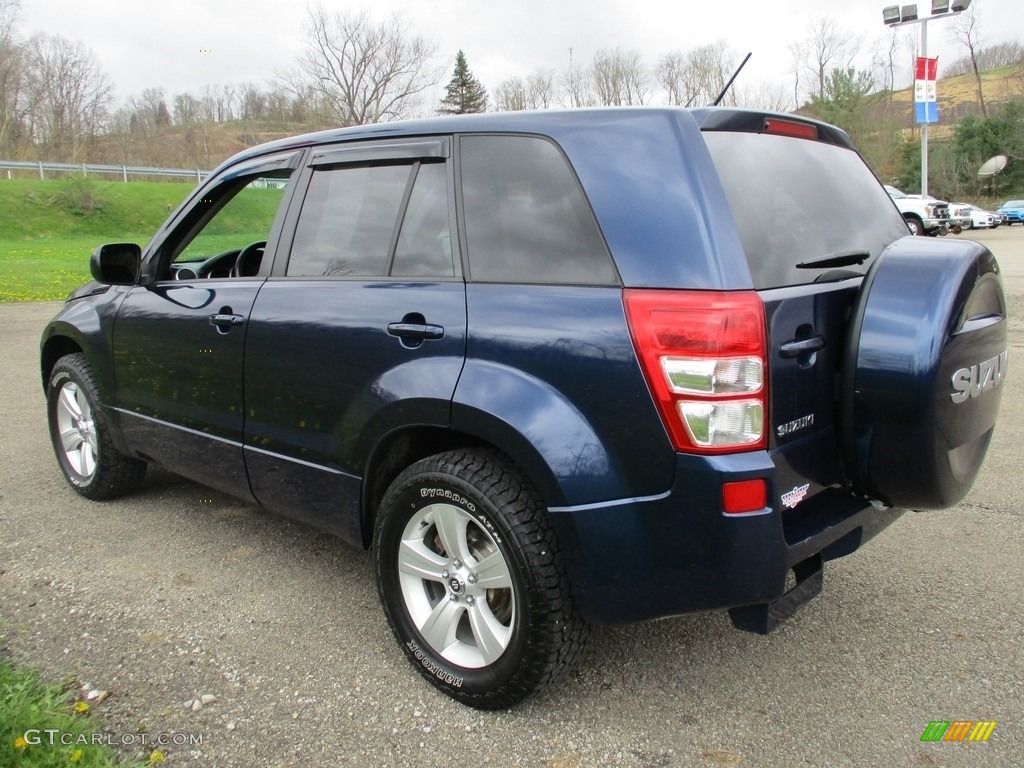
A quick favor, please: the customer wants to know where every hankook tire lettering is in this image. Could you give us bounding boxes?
[406,640,464,687]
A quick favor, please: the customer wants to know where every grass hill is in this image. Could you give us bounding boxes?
[889,62,1024,140]
[0,178,195,241]
[0,178,197,302]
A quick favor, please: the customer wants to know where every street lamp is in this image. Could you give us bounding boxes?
[881,0,971,197]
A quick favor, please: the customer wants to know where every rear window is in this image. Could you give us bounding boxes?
[703,131,909,290]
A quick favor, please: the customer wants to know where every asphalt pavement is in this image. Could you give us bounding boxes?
[1,227,1022,767]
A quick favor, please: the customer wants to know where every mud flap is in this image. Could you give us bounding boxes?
[728,554,823,634]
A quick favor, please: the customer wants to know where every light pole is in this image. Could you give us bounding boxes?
[882,0,972,198]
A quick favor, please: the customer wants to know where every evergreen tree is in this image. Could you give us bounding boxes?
[438,50,488,114]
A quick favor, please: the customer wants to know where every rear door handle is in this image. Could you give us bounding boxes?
[209,313,245,329]
[779,335,825,358]
[386,322,444,341]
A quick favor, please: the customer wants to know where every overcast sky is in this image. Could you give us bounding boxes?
[16,0,1024,106]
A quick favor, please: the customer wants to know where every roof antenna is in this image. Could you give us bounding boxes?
[712,52,752,107]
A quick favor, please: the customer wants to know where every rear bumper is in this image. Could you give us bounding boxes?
[547,451,904,625]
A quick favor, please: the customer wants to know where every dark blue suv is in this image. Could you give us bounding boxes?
[41,108,1007,709]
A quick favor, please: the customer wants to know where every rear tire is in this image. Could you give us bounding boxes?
[374,449,589,709]
[46,353,146,500]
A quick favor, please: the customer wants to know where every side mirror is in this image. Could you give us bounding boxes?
[90,243,141,285]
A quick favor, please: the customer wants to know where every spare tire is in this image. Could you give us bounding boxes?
[841,236,1007,510]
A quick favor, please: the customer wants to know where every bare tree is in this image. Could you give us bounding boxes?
[239,82,268,122]
[107,105,134,164]
[796,17,860,102]
[562,47,592,108]
[656,42,738,107]
[130,87,171,127]
[873,26,907,95]
[494,69,558,112]
[494,77,528,111]
[656,52,695,106]
[294,5,441,126]
[787,41,803,110]
[591,48,649,106]
[526,69,556,109]
[734,80,790,112]
[0,0,37,157]
[265,86,293,123]
[946,41,1023,76]
[25,33,112,161]
[172,92,200,125]
[949,0,988,117]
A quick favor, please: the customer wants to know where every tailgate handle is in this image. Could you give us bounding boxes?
[780,335,825,358]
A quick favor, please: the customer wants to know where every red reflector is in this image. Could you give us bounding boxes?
[723,479,767,514]
[763,118,818,140]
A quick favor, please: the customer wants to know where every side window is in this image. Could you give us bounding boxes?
[459,135,617,285]
[288,160,454,279]
[288,164,409,278]
[167,169,294,280]
[391,163,453,277]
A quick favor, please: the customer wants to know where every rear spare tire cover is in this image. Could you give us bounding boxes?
[841,236,1007,509]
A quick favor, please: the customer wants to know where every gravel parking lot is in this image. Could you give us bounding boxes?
[1,228,1022,767]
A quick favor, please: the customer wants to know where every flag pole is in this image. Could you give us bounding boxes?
[921,18,929,197]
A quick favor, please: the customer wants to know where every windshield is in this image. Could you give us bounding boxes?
[1002,200,1024,207]
[704,131,909,289]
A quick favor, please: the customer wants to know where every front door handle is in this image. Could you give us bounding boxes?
[386,322,444,341]
[209,313,244,330]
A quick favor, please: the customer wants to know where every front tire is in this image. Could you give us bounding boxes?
[46,353,146,500]
[374,449,589,709]
[904,216,924,236]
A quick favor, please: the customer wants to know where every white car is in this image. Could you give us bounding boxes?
[953,203,1000,229]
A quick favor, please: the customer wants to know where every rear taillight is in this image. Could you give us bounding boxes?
[624,289,768,454]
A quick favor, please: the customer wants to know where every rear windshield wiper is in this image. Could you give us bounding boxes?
[796,250,871,269]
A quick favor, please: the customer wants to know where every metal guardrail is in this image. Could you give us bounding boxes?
[0,159,211,182]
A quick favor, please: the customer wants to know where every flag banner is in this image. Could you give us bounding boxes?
[915,57,939,124]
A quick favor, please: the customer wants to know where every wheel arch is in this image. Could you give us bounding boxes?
[903,213,924,235]
[359,425,560,550]
[40,333,84,391]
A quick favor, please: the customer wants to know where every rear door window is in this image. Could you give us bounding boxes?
[288,164,410,278]
[286,148,455,280]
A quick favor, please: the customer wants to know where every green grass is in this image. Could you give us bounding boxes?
[0,179,194,240]
[0,646,148,767]
[0,237,142,302]
[0,178,285,301]
[0,178,190,302]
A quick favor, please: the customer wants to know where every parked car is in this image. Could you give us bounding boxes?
[997,199,1024,224]
[41,108,1007,709]
[954,203,1000,229]
[884,185,950,235]
[944,201,974,233]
